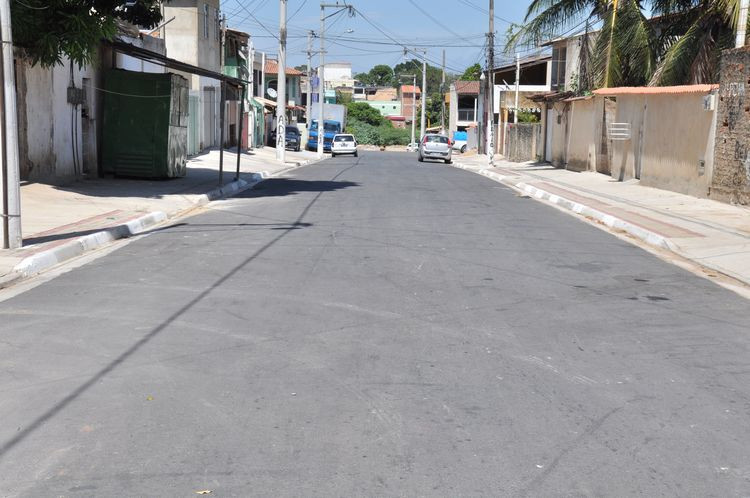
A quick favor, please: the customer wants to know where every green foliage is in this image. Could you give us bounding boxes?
[336,90,353,105]
[355,64,396,86]
[460,63,482,81]
[346,102,385,126]
[505,0,740,86]
[12,0,163,67]
[517,111,540,123]
[394,58,446,93]
[345,117,410,146]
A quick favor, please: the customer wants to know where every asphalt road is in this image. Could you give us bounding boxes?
[2,151,750,497]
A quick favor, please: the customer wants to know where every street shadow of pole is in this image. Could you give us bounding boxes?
[235,178,360,198]
[0,162,360,462]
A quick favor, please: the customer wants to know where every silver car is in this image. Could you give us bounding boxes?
[418,134,452,164]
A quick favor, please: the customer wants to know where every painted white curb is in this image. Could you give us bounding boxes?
[451,160,677,252]
[5,158,321,285]
[13,211,168,278]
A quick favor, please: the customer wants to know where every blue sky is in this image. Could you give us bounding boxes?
[221,0,531,75]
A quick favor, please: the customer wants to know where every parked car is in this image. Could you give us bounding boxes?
[418,134,452,164]
[406,142,419,152]
[271,125,302,152]
[452,140,467,153]
[331,134,358,157]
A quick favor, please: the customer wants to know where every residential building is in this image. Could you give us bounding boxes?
[263,59,302,107]
[324,62,354,89]
[400,85,421,124]
[448,80,480,134]
[223,28,264,149]
[162,0,223,151]
[367,101,403,117]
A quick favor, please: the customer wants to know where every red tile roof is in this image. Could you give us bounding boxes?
[264,59,303,76]
[400,85,421,94]
[454,80,480,95]
[594,84,718,96]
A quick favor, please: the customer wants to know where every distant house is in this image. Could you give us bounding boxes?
[399,85,421,124]
[324,62,355,90]
[263,59,303,108]
[449,80,480,135]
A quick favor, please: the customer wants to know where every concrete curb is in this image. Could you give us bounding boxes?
[2,158,319,287]
[452,161,677,252]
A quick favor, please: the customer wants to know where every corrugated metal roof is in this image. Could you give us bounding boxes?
[593,84,718,96]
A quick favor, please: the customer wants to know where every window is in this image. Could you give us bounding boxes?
[215,8,221,41]
[551,45,567,90]
[203,4,209,39]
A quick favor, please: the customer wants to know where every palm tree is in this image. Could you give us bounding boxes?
[508,0,656,88]
[649,0,740,85]
[508,0,747,88]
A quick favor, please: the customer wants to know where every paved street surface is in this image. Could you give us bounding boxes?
[2,152,750,496]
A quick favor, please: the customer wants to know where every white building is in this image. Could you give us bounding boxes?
[162,0,223,152]
[324,62,354,90]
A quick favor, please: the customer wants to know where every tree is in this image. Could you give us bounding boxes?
[508,1,655,88]
[12,0,163,67]
[460,63,482,81]
[368,64,396,87]
[508,0,745,87]
[354,72,371,84]
[346,102,385,126]
[295,64,309,73]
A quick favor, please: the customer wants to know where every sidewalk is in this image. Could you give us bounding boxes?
[0,146,321,287]
[452,154,750,290]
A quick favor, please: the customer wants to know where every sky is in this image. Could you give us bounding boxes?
[221,0,532,76]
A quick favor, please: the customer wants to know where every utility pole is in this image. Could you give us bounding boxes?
[441,49,446,133]
[276,0,287,163]
[0,0,21,249]
[249,40,255,149]
[306,31,313,127]
[318,3,354,159]
[486,0,494,167]
[317,4,326,159]
[514,53,520,124]
[738,0,749,47]
[420,51,427,139]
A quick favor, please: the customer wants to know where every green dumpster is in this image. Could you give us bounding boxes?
[102,70,189,178]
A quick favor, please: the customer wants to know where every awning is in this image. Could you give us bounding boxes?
[107,38,247,88]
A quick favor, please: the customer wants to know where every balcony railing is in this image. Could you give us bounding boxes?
[457,109,476,122]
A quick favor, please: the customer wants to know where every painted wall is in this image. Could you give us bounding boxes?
[565,97,602,172]
[610,92,716,197]
[16,54,101,182]
[366,100,402,117]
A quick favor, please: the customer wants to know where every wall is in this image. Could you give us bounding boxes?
[609,92,716,197]
[565,97,601,172]
[16,54,102,182]
[546,101,569,167]
[366,100,401,117]
[713,47,750,204]
[505,123,542,162]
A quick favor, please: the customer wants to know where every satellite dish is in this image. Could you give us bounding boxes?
[267,87,278,98]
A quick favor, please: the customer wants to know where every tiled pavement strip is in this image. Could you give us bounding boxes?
[452,154,750,292]
[0,147,321,288]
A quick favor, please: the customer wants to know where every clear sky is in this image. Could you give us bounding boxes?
[221,0,532,75]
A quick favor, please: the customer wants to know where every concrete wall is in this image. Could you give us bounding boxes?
[547,101,569,167]
[366,100,401,117]
[609,92,716,197]
[565,97,602,172]
[16,54,102,182]
[713,47,750,204]
[505,123,542,162]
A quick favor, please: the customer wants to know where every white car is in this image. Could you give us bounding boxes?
[452,140,467,153]
[331,134,358,157]
[406,142,419,152]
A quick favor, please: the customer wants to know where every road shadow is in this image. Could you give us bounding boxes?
[235,178,360,198]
